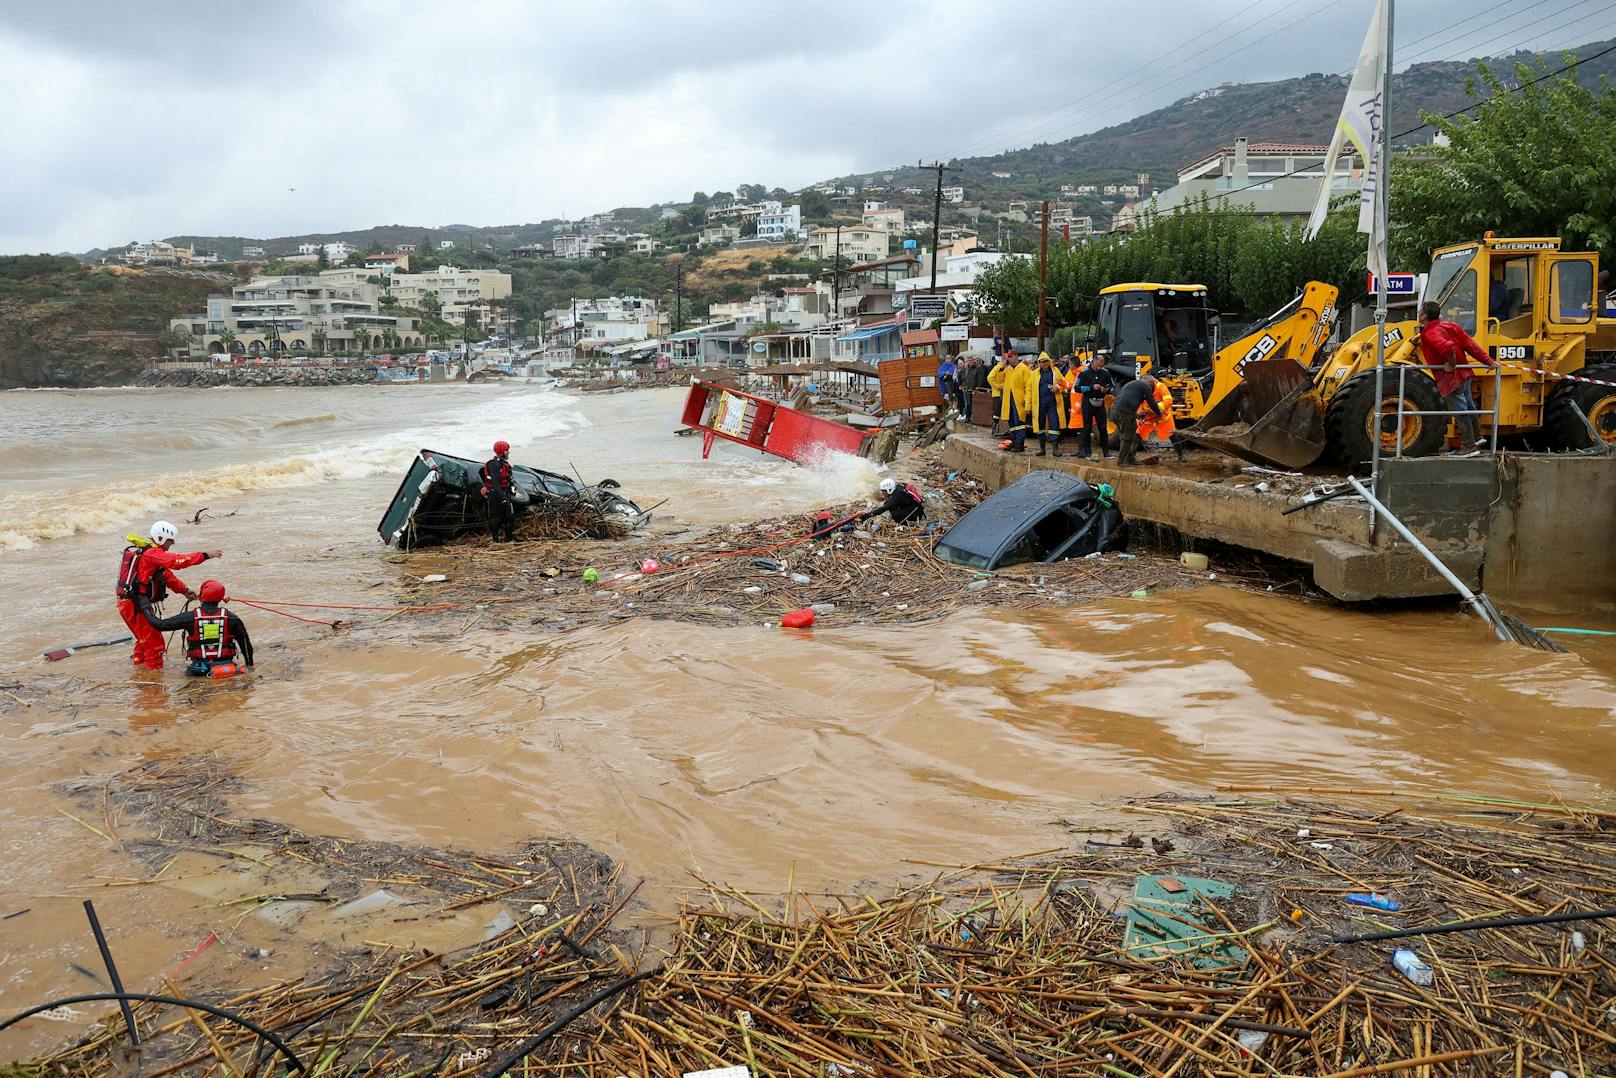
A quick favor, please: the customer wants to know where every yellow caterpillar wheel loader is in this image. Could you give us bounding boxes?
[1089,280,1340,466]
[1200,234,1616,470]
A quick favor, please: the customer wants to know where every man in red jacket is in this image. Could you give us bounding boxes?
[116,520,221,669]
[1416,301,1496,449]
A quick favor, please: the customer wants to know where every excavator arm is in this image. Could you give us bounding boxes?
[1177,282,1342,469]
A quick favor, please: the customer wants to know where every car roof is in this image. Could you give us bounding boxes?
[934,471,1093,562]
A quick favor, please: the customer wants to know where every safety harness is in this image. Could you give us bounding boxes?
[187,607,235,662]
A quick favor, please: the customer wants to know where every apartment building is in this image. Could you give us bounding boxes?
[941,186,965,203]
[862,206,905,233]
[699,224,741,247]
[549,296,667,343]
[121,240,194,265]
[804,225,890,263]
[389,265,513,327]
[295,241,356,262]
[756,203,803,242]
[169,275,421,356]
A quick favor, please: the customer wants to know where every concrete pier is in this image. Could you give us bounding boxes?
[942,430,1614,609]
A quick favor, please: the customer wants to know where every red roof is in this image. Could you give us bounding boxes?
[365,253,399,261]
[902,329,939,347]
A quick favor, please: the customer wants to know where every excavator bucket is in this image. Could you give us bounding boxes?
[1182,359,1327,469]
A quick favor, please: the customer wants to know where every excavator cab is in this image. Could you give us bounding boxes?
[1093,284,1217,387]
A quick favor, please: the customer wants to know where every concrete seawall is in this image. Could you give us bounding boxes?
[942,430,1613,611]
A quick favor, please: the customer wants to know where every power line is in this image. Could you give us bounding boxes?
[942,0,1281,160]
[1145,38,1616,215]
[946,0,1351,163]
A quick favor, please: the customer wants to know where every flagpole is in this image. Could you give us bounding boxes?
[1369,0,1394,536]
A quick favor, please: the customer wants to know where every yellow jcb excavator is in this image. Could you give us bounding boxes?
[1090,280,1341,465]
[1188,234,1616,469]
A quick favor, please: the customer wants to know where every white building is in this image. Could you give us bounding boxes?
[1144,137,1363,225]
[941,186,965,203]
[242,246,266,259]
[438,239,456,250]
[756,203,802,242]
[699,224,741,247]
[388,265,513,328]
[1077,184,1098,195]
[804,225,889,263]
[550,296,666,343]
[169,275,421,357]
[295,241,355,262]
[862,206,905,233]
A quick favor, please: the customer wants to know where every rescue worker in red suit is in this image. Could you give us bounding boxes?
[115,520,219,669]
[480,440,517,542]
[142,579,253,677]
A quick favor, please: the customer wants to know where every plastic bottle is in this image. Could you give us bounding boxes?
[790,573,811,584]
[1391,948,1433,986]
[1346,893,1401,912]
[810,603,837,614]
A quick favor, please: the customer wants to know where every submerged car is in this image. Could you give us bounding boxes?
[933,471,1125,571]
[377,448,648,549]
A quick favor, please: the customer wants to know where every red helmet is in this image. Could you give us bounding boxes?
[198,579,226,604]
[493,440,511,455]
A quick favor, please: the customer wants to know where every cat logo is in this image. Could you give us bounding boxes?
[1233,334,1279,376]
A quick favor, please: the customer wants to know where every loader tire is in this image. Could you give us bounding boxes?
[1324,367,1446,469]
[1545,364,1616,450]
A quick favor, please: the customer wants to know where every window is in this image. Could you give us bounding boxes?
[1423,246,1476,311]
[1116,296,1158,373]
[1550,259,1595,323]
[1440,270,1478,333]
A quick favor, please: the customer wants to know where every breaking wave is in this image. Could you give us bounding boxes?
[0,391,586,550]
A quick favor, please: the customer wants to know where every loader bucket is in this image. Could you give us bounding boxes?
[1182,359,1327,470]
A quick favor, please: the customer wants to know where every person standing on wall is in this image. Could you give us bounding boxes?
[1416,300,1495,450]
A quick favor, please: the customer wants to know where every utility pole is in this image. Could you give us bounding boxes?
[675,259,684,333]
[1037,200,1050,354]
[832,225,842,328]
[919,159,962,296]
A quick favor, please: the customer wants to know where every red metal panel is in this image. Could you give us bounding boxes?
[680,381,872,464]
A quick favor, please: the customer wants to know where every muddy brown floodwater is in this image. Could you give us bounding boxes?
[2,383,1614,1057]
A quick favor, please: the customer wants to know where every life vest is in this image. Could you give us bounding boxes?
[186,607,236,662]
[480,458,514,497]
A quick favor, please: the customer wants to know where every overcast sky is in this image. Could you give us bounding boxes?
[1,0,1609,254]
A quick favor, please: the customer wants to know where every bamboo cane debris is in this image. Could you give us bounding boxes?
[393,453,1298,631]
[24,787,1615,1076]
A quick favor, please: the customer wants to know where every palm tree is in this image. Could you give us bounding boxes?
[218,328,238,355]
[311,327,327,355]
[355,327,373,352]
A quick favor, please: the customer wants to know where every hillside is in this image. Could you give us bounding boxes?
[829,39,1616,201]
[0,258,225,388]
[135,37,1616,263]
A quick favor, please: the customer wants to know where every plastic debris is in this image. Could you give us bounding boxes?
[1392,947,1433,986]
[751,557,783,571]
[1130,589,1148,599]
[683,1068,749,1078]
[1296,828,1311,838]
[742,586,761,594]
[1310,842,1335,851]
[582,568,599,584]
[781,609,815,628]
[790,573,811,584]
[1346,893,1401,912]
[419,574,448,583]
[1236,1030,1269,1053]
[641,559,661,574]
[528,902,549,918]
[810,603,837,614]
[1571,931,1585,953]
[966,579,990,590]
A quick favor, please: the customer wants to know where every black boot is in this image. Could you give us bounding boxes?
[1036,434,1047,457]
[1051,435,1062,458]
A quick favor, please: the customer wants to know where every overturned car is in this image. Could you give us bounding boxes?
[933,471,1125,571]
[378,448,648,549]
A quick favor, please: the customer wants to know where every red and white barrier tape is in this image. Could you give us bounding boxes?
[1502,362,1616,390]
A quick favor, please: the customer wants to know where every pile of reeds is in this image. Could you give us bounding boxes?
[19,789,1616,1075]
[565,793,1616,1076]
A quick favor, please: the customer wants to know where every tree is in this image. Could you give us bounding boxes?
[800,190,832,222]
[1392,55,1616,268]
[218,327,239,354]
[311,327,327,354]
[971,255,1040,332]
[317,247,330,270]
[379,292,398,309]
[343,251,366,267]
[691,191,709,205]
[157,327,192,358]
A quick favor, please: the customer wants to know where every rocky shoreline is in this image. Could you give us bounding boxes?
[134,365,389,388]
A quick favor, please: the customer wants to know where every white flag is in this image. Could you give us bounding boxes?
[1306,0,1389,282]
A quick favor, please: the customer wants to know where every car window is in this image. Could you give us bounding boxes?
[1551,259,1595,324]
[1440,269,1477,334]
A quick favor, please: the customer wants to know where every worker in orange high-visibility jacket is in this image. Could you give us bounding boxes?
[1135,378,1186,464]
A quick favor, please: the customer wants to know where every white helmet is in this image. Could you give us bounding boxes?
[150,520,178,544]
[878,478,898,495]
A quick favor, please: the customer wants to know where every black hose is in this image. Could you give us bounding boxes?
[1333,905,1616,944]
[482,967,662,1078]
[82,901,138,1047]
[0,992,306,1072]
